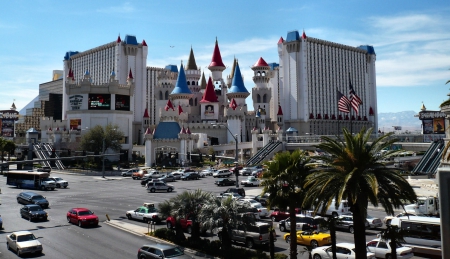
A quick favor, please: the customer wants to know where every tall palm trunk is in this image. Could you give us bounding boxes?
[288,206,297,259]
[352,206,368,259]
[329,217,337,259]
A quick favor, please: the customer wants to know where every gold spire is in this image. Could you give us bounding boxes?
[200,72,207,89]
[421,102,426,111]
[186,46,198,70]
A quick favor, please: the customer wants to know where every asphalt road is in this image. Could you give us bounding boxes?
[0,170,431,258]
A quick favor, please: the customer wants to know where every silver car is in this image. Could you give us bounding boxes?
[146,181,174,193]
[137,243,190,258]
[6,231,43,256]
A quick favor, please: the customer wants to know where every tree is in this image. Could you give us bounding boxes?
[198,196,253,250]
[261,150,314,259]
[80,124,124,154]
[304,128,417,259]
[378,225,407,259]
[0,138,15,162]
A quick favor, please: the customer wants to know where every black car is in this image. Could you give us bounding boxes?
[181,172,199,181]
[215,178,236,186]
[254,193,270,206]
[20,204,48,222]
[17,192,49,209]
[221,187,245,197]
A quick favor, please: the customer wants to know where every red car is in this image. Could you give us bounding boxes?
[166,215,193,233]
[270,208,302,222]
[67,208,99,227]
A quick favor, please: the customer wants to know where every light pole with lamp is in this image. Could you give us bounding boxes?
[211,123,239,187]
[102,138,106,178]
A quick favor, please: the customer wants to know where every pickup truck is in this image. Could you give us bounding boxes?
[166,215,193,234]
[218,220,274,249]
[240,176,261,187]
[126,203,161,223]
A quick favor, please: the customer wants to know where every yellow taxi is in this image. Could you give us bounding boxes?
[283,230,332,248]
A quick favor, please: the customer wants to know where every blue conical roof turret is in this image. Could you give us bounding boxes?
[171,63,192,95]
[229,62,249,94]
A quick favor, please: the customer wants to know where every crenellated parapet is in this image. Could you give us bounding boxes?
[224,105,247,118]
[65,73,134,96]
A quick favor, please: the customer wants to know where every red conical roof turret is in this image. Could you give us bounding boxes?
[128,68,133,79]
[302,30,307,39]
[277,105,283,115]
[142,40,147,46]
[208,38,225,68]
[180,126,186,134]
[200,77,219,103]
[253,57,269,67]
[143,108,149,118]
[165,100,174,111]
[229,98,237,110]
[117,35,122,43]
[278,37,284,44]
[145,127,152,134]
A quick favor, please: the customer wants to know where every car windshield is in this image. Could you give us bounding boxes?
[78,210,94,216]
[17,234,37,242]
[28,206,43,211]
[54,177,62,181]
[254,204,263,208]
[42,178,52,181]
[163,247,184,257]
[32,195,45,201]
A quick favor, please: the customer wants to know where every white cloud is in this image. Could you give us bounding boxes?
[96,2,135,13]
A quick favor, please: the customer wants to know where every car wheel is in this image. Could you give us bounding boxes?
[167,188,173,192]
[246,238,254,249]
[67,217,71,223]
[349,226,354,234]
[126,214,131,220]
[280,225,286,232]
[167,221,173,229]
[64,186,67,188]
[140,255,146,259]
[78,221,82,227]
[187,226,192,234]
[285,236,291,243]
[332,212,338,218]
[313,254,322,259]
[17,248,21,256]
[310,240,319,249]
[56,184,61,188]
[51,188,55,191]
[385,254,392,259]
[386,219,392,226]
[150,188,156,193]
[41,185,46,191]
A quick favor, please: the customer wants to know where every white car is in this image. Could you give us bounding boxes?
[48,177,69,188]
[6,231,43,256]
[217,192,242,200]
[213,169,232,178]
[126,204,161,223]
[121,168,139,177]
[201,168,216,176]
[240,176,261,186]
[311,243,376,259]
[366,238,414,259]
[366,215,383,229]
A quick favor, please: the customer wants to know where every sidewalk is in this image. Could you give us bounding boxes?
[104,219,216,258]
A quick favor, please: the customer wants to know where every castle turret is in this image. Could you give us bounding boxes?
[251,57,272,113]
[208,38,226,82]
[200,76,219,121]
[170,63,192,122]
[185,47,201,93]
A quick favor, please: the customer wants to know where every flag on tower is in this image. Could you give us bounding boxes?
[349,76,362,114]
[337,89,350,113]
[165,99,174,111]
[229,98,237,110]
[178,105,183,115]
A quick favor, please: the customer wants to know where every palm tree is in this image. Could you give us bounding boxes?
[261,150,314,259]
[158,199,187,242]
[198,196,252,250]
[304,127,417,259]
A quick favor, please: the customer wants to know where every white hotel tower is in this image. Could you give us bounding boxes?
[270,30,377,135]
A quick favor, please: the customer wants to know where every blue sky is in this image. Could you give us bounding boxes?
[1,1,449,114]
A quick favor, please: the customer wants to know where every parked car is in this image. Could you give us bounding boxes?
[67,208,99,227]
[126,203,161,223]
[311,243,376,259]
[383,212,420,226]
[121,168,139,177]
[158,174,175,182]
[213,169,232,178]
[146,181,174,193]
[169,172,183,180]
[17,192,50,209]
[240,176,261,186]
[215,178,236,186]
[137,243,190,259]
[239,198,269,218]
[366,215,383,229]
[254,193,270,206]
[284,230,332,248]
[239,167,258,176]
[198,171,206,178]
[20,204,48,222]
[335,214,369,233]
[37,166,51,173]
[221,187,245,197]
[366,238,414,259]
[218,221,274,249]
[201,168,216,176]
[217,192,242,200]
[6,231,43,256]
[181,172,199,181]
[279,215,326,232]
[251,168,264,177]
[48,177,69,188]
[132,168,154,180]
[166,215,193,233]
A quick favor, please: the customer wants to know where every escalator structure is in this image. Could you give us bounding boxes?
[412,140,444,176]
[33,143,66,170]
[245,140,282,166]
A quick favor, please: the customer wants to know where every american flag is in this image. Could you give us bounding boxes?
[337,89,350,113]
[349,77,362,114]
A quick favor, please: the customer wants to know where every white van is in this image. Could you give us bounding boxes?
[316,199,350,217]
[389,216,441,249]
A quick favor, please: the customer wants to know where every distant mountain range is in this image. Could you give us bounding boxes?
[377,110,421,132]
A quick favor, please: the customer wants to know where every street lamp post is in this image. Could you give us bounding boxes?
[211,123,239,187]
[102,138,105,178]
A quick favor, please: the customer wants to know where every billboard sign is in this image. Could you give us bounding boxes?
[88,94,111,110]
[423,119,433,134]
[115,94,130,111]
[70,119,81,131]
[433,118,445,134]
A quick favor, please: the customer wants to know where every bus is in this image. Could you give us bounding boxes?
[7,171,56,191]
[390,216,441,256]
